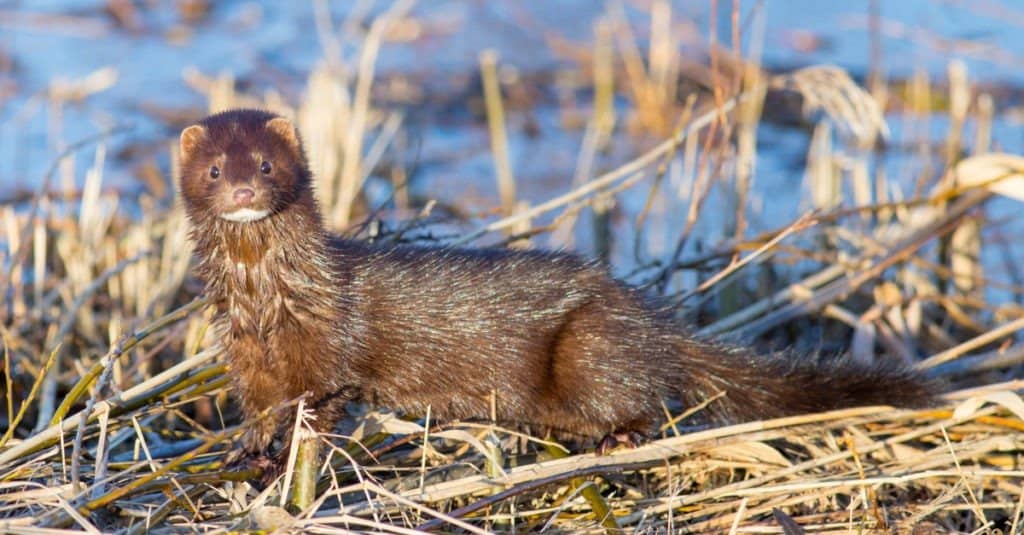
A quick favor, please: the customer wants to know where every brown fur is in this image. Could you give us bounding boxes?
[179,109,939,469]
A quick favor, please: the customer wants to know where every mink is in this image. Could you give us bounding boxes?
[178,109,938,475]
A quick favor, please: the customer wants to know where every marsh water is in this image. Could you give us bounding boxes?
[2,0,1023,301]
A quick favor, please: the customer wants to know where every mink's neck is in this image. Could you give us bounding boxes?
[191,194,341,308]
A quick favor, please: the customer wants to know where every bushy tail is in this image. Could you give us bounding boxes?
[671,335,941,424]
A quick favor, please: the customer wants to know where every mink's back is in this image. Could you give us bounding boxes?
[329,238,678,434]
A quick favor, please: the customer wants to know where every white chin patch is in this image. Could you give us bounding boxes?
[220,208,271,223]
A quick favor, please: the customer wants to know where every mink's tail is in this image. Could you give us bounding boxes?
[669,335,942,424]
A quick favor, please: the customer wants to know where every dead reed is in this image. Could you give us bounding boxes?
[3,2,1024,533]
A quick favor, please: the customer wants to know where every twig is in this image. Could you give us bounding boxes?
[69,347,119,493]
[454,94,744,245]
[0,346,58,448]
[919,315,1024,369]
[367,484,492,535]
[479,49,517,219]
[697,264,846,337]
[79,429,228,513]
[330,0,416,228]
[34,250,153,432]
[543,442,620,532]
[123,485,210,535]
[733,188,990,339]
[0,348,219,469]
[930,344,1024,378]
[675,211,818,303]
[384,406,891,506]
[50,297,208,425]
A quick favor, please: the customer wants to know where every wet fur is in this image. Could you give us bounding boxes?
[179,109,938,468]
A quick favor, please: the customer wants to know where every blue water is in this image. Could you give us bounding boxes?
[1,0,1022,301]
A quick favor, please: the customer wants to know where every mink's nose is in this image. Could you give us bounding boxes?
[233,187,255,206]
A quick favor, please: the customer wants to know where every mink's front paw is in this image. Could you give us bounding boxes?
[225,448,285,487]
[254,453,287,488]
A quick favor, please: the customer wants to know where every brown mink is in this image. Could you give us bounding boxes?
[178,109,937,474]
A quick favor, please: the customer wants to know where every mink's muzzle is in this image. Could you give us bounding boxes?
[188,169,278,222]
[232,186,255,206]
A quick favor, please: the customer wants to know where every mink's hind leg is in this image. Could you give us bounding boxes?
[540,295,669,441]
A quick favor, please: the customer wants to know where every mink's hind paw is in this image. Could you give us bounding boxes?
[595,431,645,455]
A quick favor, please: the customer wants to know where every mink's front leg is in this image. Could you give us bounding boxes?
[223,414,282,484]
[241,392,354,487]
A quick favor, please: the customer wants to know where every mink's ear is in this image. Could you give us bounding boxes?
[266,117,301,153]
[180,124,207,161]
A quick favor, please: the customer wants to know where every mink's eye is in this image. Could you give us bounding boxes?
[260,161,272,174]
[209,166,220,179]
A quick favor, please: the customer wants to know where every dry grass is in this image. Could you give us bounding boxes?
[3,2,1024,533]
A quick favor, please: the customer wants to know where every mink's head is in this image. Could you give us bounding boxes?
[178,109,312,224]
